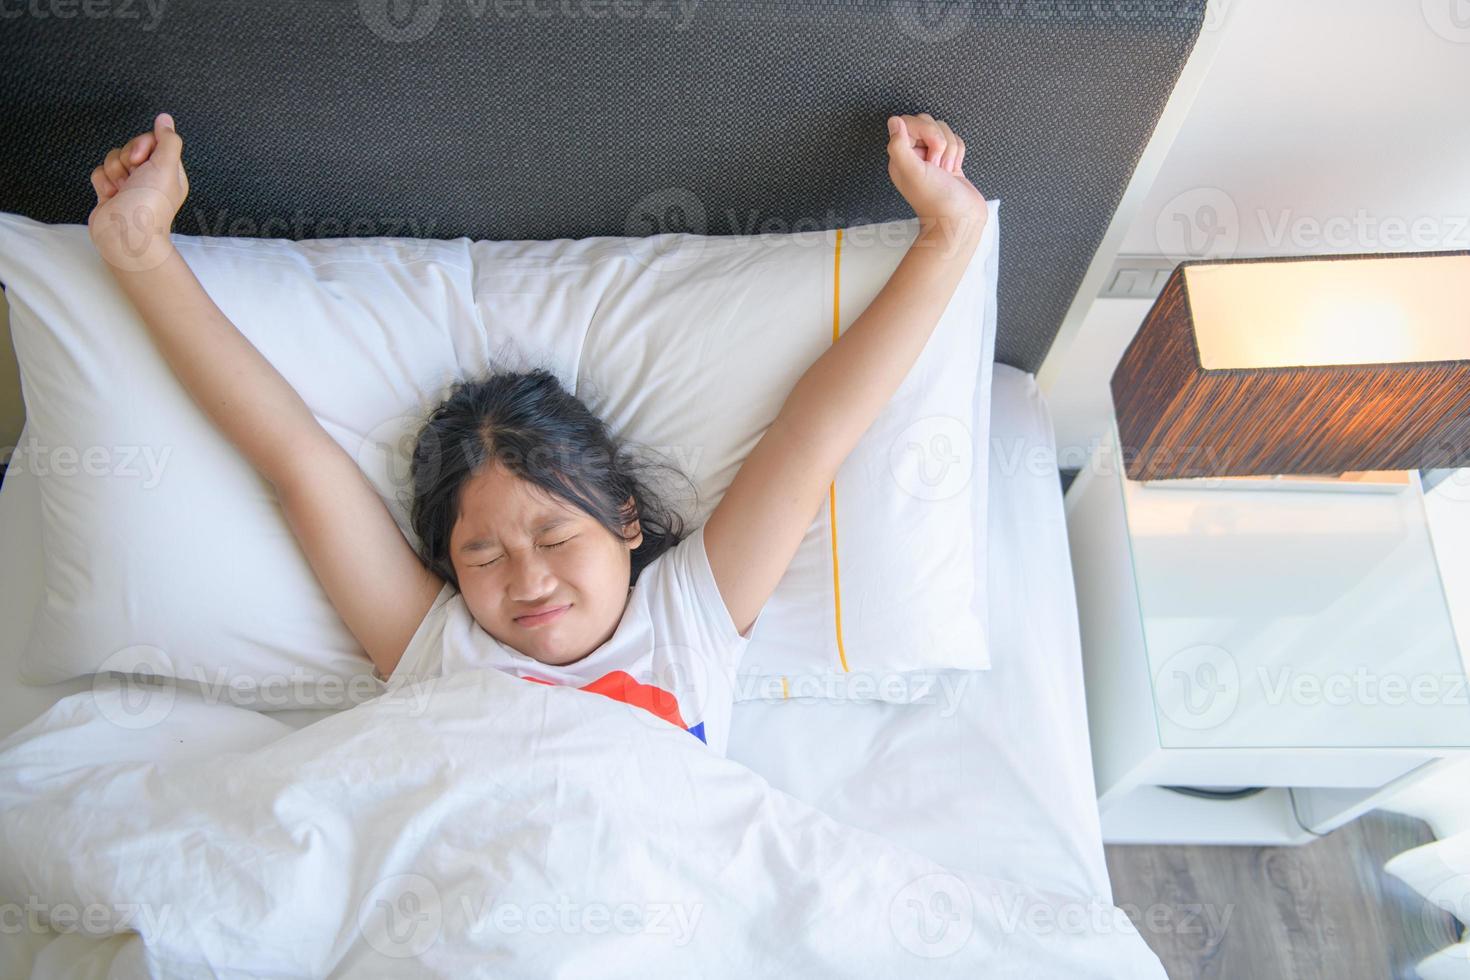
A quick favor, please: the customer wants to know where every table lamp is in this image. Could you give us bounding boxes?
[1110,250,1470,483]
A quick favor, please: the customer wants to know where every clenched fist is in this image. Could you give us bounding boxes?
[88,112,190,272]
[885,112,987,242]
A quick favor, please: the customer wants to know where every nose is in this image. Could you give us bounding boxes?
[506,549,558,603]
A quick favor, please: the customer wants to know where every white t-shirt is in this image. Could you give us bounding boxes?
[383,522,761,757]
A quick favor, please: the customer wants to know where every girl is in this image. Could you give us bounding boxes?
[86,112,988,756]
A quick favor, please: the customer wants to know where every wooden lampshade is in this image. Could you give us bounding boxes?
[1110,250,1470,481]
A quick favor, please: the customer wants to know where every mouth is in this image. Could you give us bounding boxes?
[515,604,570,628]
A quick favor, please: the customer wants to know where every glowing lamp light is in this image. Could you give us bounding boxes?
[1111,251,1470,481]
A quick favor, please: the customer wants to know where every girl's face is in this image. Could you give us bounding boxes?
[448,463,642,667]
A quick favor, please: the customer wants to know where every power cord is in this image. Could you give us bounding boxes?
[1161,785,1267,801]
[1159,785,1329,839]
[1287,786,1329,839]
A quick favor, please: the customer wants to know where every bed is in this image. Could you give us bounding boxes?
[0,2,1207,975]
[0,365,1121,975]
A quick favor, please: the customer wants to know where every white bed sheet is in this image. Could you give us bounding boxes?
[0,364,1112,972]
[727,364,1111,904]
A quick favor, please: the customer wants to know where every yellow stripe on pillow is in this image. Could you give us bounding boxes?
[830,228,850,674]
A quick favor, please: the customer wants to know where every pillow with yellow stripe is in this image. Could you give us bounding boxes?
[571,199,999,702]
[1,200,994,710]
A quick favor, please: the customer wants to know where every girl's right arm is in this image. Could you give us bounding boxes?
[87,113,441,680]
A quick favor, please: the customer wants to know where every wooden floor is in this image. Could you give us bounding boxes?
[1105,809,1464,980]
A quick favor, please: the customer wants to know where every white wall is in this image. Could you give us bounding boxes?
[1048,0,1470,463]
[1046,297,1152,473]
[1126,0,1470,262]
[1049,0,1470,829]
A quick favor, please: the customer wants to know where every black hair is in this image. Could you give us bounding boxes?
[408,365,695,592]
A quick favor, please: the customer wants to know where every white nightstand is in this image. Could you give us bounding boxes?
[1065,423,1470,845]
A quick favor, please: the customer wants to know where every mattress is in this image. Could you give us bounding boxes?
[0,364,1112,972]
[727,365,1111,904]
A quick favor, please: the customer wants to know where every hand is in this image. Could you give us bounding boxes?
[88,112,190,272]
[885,112,987,242]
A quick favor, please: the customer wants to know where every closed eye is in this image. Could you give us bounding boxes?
[471,537,574,568]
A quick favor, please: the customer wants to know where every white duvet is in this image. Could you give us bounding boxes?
[0,667,1164,978]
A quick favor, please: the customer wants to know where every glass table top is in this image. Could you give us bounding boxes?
[1104,423,1470,751]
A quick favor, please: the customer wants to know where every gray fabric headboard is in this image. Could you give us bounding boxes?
[0,0,1205,372]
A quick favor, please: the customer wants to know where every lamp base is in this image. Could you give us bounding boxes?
[1141,470,1412,494]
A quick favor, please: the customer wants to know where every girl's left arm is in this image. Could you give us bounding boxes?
[704,113,988,638]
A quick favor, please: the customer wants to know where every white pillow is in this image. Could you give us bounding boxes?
[0,202,996,709]
[562,209,1000,701]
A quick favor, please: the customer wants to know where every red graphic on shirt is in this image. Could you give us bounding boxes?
[522,670,687,730]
